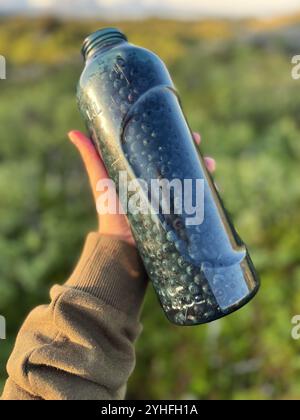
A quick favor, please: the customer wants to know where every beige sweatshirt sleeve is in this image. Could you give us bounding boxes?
[2,233,148,400]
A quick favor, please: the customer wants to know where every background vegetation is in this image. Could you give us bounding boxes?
[0,15,300,400]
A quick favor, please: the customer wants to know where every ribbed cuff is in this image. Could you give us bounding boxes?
[66,233,148,318]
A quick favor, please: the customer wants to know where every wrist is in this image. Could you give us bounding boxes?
[99,231,136,247]
[66,232,147,317]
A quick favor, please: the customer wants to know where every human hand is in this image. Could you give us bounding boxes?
[68,130,216,247]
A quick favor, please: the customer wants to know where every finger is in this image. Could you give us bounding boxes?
[68,130,109,201]
[204,157,216,173]
[193,132,201,145]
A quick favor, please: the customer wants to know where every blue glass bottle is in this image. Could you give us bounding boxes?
[77,28,259,325]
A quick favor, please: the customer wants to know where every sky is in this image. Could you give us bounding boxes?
[0,0,299,19]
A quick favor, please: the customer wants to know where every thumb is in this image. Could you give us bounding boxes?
[68,130,109,202]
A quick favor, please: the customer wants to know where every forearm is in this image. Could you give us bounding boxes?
[2,233,148,400]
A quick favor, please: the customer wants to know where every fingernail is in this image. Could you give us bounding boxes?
[204,157,216,172]
[193,132,201,144]
[68,131,79,144]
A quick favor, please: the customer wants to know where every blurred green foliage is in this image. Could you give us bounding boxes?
[0,17,300,400]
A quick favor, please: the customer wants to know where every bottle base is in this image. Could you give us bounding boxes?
[163,281,260,326]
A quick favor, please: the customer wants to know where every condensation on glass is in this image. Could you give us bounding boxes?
[77,28,260,325]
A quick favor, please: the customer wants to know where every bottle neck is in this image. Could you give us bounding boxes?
[82,28,127,60]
